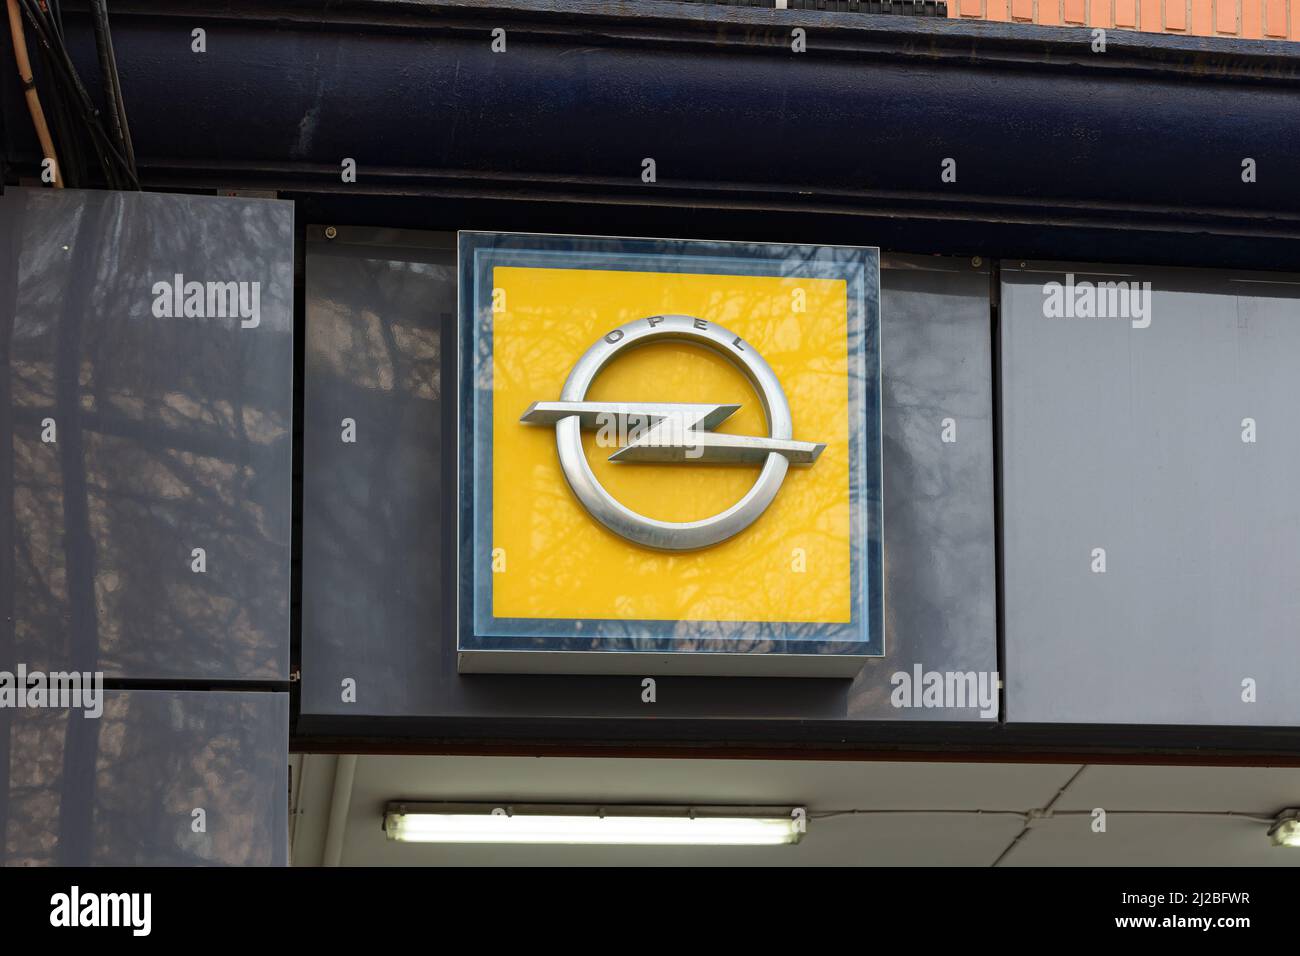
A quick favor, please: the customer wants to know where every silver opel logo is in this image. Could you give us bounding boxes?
[521,314,825,551]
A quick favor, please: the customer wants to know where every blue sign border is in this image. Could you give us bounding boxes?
[458,232,883,663]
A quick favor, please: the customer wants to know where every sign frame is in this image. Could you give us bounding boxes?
[456,231,883,677]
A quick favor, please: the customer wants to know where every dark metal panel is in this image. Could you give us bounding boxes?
[1001,262,1300,726]
[876,254,999,715]
[0,188,293,681]
[109,18,1300,216]
[300,228,456,716]
[0,689,287,866]
[300,229,996,728]
[4,2,1299,268]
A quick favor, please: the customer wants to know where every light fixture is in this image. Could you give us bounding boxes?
[1268,810,1300,848]
[384,803,806,846]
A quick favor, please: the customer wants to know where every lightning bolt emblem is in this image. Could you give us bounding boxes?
[520,401,825,464]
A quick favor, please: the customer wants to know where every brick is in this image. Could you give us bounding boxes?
[1064,0,1086,21]
[1011,0,1035,19]
[1116,0,1137,25]
[1192,0,1214,32]
[1264,0,1285,34]
[1039,0,1063,22]
[1241,0,1263,36]
[1216,0,1239,32]
[1088,0,1114,24]
[1139,0,1163,30]
[960,0,984,16]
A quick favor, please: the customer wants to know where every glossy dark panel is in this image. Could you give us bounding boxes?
[300,229,456,716]
[5,2,1300,273]
[0,689,287,866]
[1002,262,1300,725]
[301,231,996,725]
[869,255,998,717]
[0,188,293,681]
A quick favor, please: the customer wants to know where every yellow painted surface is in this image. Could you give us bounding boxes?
[491,266,852,623]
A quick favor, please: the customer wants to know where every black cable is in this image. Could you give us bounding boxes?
[18,0,117,185]
[19,0,80,185]
[48,0,65,42]
[89,0,135,180]
[19,0,135,187]
[99,4,135,178]
[37,1,89,186]
[17,0,138,188]
[44,58,84,186]
[88,1,124,159]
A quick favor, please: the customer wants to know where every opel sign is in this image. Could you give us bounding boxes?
[521,314,825,551]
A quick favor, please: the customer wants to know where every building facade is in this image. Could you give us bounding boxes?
[2,0,1299,867]
[951,0,1299,38]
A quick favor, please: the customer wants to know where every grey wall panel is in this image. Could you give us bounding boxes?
[0,689,287,866]
[300,230,455,718]
[1002,262,1300,725]
[871,256,998,718]
[301,232,996,725]
[0,188,293,681]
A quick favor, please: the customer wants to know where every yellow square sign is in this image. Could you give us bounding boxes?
[491,266,852,624]
[459,233,881,676]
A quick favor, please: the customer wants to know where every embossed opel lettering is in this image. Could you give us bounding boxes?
[520,314,825,551]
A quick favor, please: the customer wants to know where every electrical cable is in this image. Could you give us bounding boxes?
[13,0,137,187]
[15,0,137,188]
[89,0,135,179]
[88,0,124,160]
[26,0,84,185]
[5,0,63,186]
[17,0,111,182]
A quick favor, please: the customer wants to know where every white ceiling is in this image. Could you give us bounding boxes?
[289,754,1300,866]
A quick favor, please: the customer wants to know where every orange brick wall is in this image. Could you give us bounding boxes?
[951,0,1299,38]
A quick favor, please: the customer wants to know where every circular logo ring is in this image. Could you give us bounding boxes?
[550,314,801,551]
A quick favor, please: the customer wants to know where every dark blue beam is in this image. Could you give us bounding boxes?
[4,1,1300,267]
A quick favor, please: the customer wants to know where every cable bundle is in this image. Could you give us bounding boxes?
[7,0,138,189]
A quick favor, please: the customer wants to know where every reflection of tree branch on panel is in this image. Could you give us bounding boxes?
[3,191,291,863]
[0,186,23,867]
[7,192,291,680]
[54,196,104,865]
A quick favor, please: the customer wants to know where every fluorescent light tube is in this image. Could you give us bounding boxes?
[1269,813,1300,848]
[384,803,805,847]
